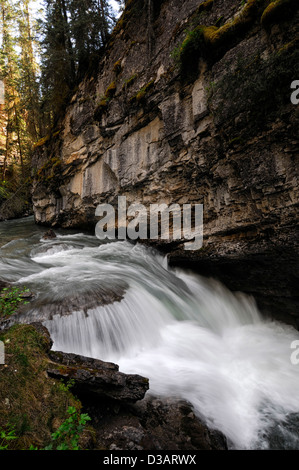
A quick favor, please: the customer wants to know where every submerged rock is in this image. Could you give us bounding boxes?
[42,229,57,240]
[0,280,10,290]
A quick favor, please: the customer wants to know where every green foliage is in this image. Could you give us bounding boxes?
[105,82,117,99]
[35,156,62,183]
[58,379,76,393]
[0,426,18,450]
[0,286,30,319]
[0,325,85,450]
[1,407,91,451]
[43,406,91,451]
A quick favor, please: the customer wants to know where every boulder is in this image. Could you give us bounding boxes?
[85,395,228,451]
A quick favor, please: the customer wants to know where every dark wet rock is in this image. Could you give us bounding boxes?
[0,197,33,222]
[47,351,149,403]
[39,284,126,317]
[19,290,35,300]
[5,283,127,327]
[42,229,57,240]
[0,280,10,290]
[84,395,228,451]
[45,348,227,450]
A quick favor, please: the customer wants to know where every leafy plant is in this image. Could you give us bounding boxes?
[0,426,18,450]
[0,286,30,318]
[58,379,76,393]
[43,406,91,451]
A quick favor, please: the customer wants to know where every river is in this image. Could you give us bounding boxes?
[1,216,299,450]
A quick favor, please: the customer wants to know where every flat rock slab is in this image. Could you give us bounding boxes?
[47,351,149,403]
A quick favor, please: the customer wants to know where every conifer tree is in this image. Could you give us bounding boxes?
[0,0,40,182]
[39,0,117,126]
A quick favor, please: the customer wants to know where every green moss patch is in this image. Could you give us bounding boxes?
[130,80,155,104]
[122,73,138,91]
[261,0,299,28]
[113,60,122,75]
[173,0,272,79]
[94,81,117,120]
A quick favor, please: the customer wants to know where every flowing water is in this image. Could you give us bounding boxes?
[1,216,299,450]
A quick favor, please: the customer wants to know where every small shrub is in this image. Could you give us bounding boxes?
[0,181,12,203]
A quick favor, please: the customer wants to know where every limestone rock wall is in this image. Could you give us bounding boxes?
[32,0,299,325]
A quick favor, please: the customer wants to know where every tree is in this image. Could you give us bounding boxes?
[0,0,40,182]
[39,0,117,127]
[0,0,20,180]
[17,0,41,142]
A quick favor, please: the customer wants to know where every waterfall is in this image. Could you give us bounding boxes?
[1,217,299,450]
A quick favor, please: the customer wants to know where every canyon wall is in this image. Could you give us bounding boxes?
[32,0,299,326]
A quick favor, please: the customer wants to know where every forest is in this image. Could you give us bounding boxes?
[0,0,122,217]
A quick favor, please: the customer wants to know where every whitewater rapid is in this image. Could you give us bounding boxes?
[1,217,299,450]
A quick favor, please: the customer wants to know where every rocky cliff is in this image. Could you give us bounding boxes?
[31,0,299,326]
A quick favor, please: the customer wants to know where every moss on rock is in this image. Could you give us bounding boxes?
[261,0,299,28]
[173,0,272,78]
